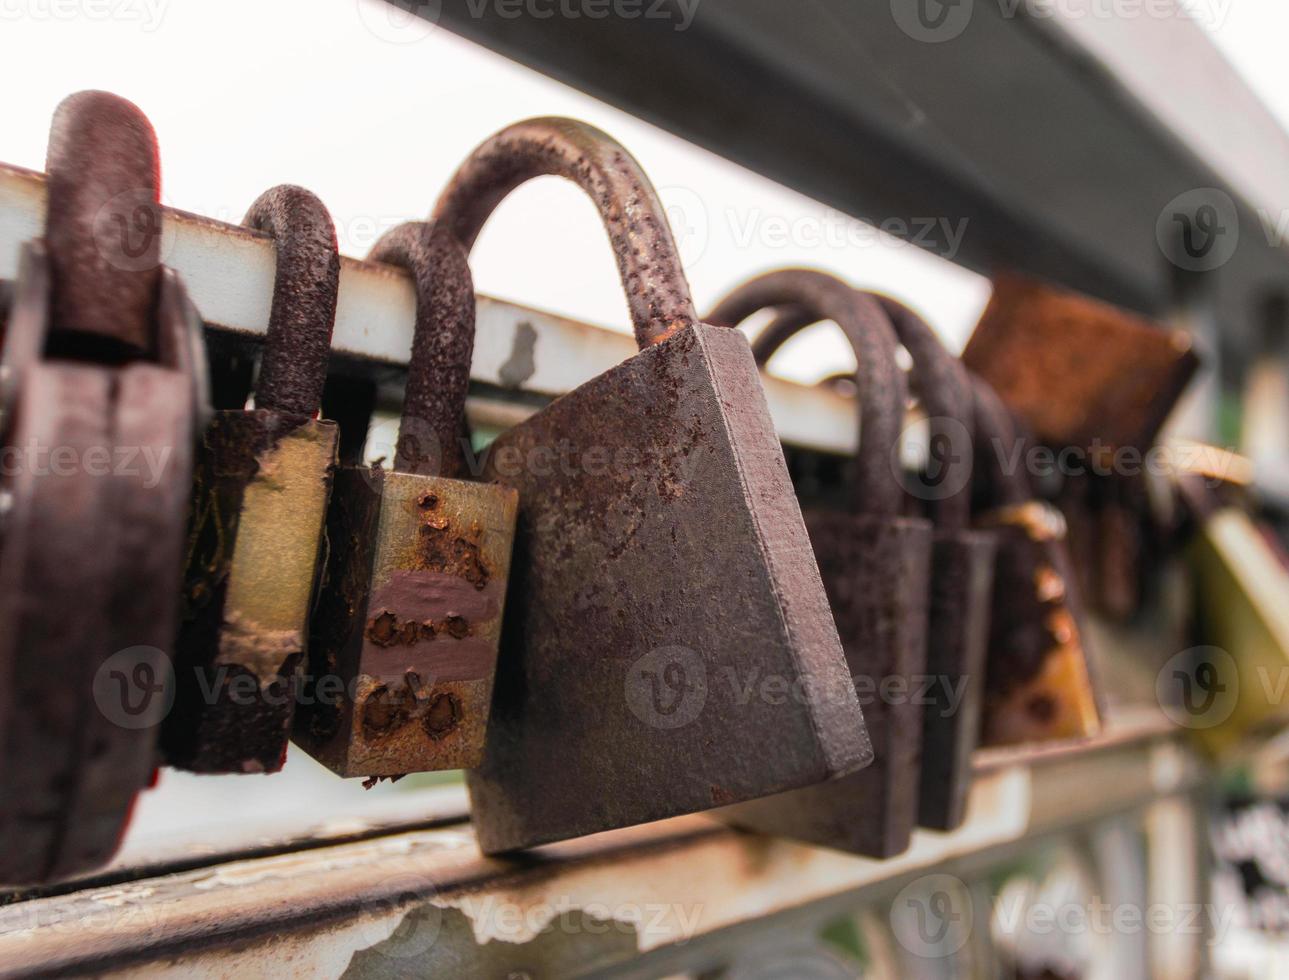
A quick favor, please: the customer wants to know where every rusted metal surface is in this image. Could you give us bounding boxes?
[971,376,1102,747]
[963,271,1199,454]
[432,117,697,350]
[0,718,1196,979]
[708,270,930,859]
[295,221,517,779]
[166,186,340,774]
[0,92,199,884]
[43,91,160,356]
[242,185,341,418]
[870,294,996,833]
[438,127,866,854]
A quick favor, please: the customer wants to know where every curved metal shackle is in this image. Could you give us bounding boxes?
[431,118,698,350]
[969,372,1031,509]
[242,185,341,418]
[368,221,476,481]
[753,294,975,530]
[869,293,973,532]
[706,269,907,519]
[44,90,161,354]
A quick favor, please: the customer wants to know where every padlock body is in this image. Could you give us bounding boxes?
[978,501,1102,746]
[722,513,932,858]
[295,466,517,777]
[166,409,338,773]
[918,529,995,831]
[963,272,1198,453]
[467,323,872,855]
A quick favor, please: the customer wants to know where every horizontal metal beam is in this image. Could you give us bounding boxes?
[419,0,1289,359]
[0,712,1199,978]
[0,164,858,455]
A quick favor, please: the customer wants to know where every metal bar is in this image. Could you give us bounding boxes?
[0,164,858,456]
[0,714,1202,978]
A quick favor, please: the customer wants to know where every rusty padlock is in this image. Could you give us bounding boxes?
[971,374,1102,746]
[433,120,870,854]
[705,269,932,858]
[163,185,341,774]
[874,295,996,829]
[962,271,1199,454]
[293,221,518,779]
[0,91,203,882]
[764,293,999,830]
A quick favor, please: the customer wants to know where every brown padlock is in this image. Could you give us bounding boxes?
[0,91,203,883]
[760,293,998,830]
[165,185,341,774]
[433,120,870,855]
[963,271,1198,455]
[706,269,932,858]
[971,375,1102,746]
[294,222,518,779]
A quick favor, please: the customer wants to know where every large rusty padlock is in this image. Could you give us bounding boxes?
[706,269,932,858]
[164,186,341,774]
[433,120,870,854]
[971,375,1102,746]
[294,221,518,779]
[0,91,203,882]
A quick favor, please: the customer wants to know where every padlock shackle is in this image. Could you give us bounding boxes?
[242,185,340,418]
[44,90,161,356]
[707,269,906,519]
[369,221,476,481]
[969,372,1032,508]
[432,118,697,350]
[868,293,973,533]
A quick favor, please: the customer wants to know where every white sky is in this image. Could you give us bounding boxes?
[0,0,1283,379]
[0,0,1000,382]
